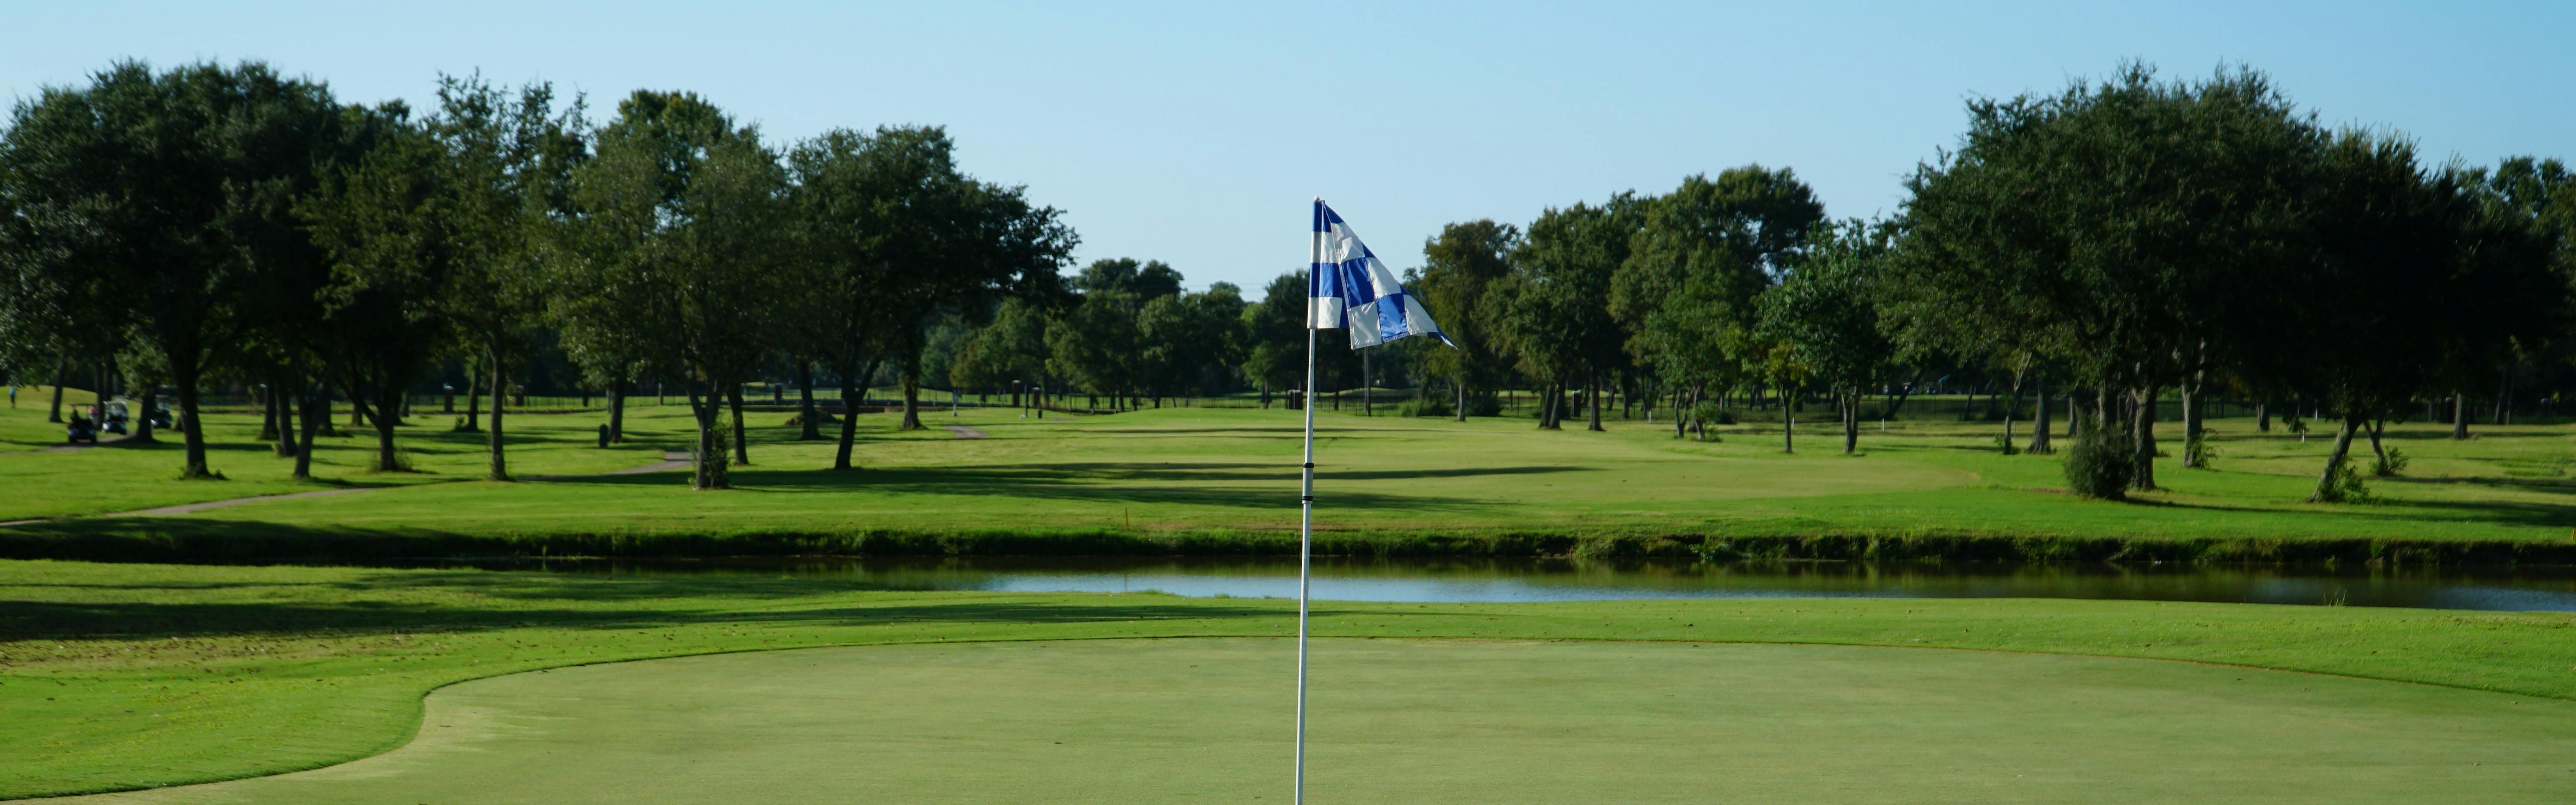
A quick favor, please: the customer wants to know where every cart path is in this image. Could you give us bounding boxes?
[600,451,694,475]
[944,425,989,439]
[28,432,135,453]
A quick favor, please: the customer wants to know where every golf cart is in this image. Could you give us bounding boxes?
[66,414,98,444]
[102,400,129,434]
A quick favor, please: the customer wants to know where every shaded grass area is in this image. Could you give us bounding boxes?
[4,402,2575,559]
[5,559,2576,799]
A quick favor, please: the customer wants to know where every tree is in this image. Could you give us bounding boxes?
[299,107,458,473]
[1893,63,2320,494]
[1415,221,1517,420]
[855,127,1073,431]
[1502,197,1641,430]
[1757,220,1897,454]
[2264,134,2566,502]
[427,74,586,481]
[552,91,789,489]
[3,61,348,477]
[1616,168,1824,437]
[1240,271,1359,408]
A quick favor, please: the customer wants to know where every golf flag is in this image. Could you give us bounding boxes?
[1309,199,1455,348]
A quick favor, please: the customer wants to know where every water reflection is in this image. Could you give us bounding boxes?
[427,557,2576,612]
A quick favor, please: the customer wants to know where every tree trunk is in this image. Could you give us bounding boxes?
[46,354,68,423]
[2131,386,2159,491]
[1674,384,1692,439]
[1538,380,1560,429]
[485,349,509,481]
[1454,375,1468,422]
[2181,375,2205,469]
[274,378,298,458]
[2451,392,2469,440]
[2494,369,2512,425]
[2027,372,2052,454]
[2308,414,2364,503]
[171,355,212,478]
[1260,381,1270,409]
[1781,390,1795,453]
[2257,402,2271,433]
[1362,350,1374,417]
[129,374,158,444]
[1586,369,1604,432]
[371,381,403,473]
[1841,391,1859,454]
[834,365,862,471]
[899,357,924,430]
[796,361,822,440]
[462,365,483,432]
[293,358,338,481]
[688,380,724,490]
[259,384,280,441]
[727,384,750,466]
[608,381,627,443]
[2368,418,2389,469]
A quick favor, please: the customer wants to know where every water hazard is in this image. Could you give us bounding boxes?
[450,557,2576,612]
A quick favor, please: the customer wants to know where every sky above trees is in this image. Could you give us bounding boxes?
[6,1,2570,294]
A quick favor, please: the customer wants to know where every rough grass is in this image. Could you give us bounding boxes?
[5,560,2576,800]
[3,399,2574,558]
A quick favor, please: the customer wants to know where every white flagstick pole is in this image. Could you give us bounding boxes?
[1294,199,1322,805]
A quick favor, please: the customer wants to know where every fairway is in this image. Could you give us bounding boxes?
[47,638,2576,805]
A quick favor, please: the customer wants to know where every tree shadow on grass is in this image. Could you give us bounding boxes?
[535,462,1577,511]
[0,593,1332,643]
[2142,494,2576,530]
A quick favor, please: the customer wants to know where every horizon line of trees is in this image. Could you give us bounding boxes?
[6,60,2572,506]
[0,60,1072,490]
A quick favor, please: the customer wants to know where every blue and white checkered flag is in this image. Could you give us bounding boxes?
[1309,199,1454,349]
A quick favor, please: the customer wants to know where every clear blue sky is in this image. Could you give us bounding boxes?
[7,1,2570,296]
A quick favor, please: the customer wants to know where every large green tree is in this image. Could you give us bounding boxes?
[2262,135,2566,501]
[1893,64,2321,493]
[1757,220,1898,454]
[1415,220,1517,420]
[2,61,349,477]
[427,75,586,480]
[1502,196,1642,430]
[552,91,789,489]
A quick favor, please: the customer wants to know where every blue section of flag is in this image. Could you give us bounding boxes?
[1309,199,1454,349]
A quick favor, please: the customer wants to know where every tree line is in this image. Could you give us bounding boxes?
[1360,64,2570,503]
[0,61,1072,489]
[6,61,2571,505]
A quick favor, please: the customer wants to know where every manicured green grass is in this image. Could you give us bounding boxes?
[0,399,697,520]
[6,560,2576,800]
[47,638,2576,805]
[4,398,2573,556]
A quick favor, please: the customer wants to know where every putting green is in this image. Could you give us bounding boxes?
[49,638,2576,805]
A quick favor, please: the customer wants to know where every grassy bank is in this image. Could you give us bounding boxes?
[5,559,2576,800]
[3,401,2573,562]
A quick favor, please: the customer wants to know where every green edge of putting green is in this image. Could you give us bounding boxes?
[6,559,2576,800]
[45,638,2576,805]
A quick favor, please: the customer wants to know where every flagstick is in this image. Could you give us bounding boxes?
[1293,200,1322,805]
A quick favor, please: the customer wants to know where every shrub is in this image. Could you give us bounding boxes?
[2315,452,2372,503]
[2183,431,2218,468]
[1688,400,1729,441]
[2370,446,2409,477]
[2063,427,2135,500]
[1402,394,1454,418]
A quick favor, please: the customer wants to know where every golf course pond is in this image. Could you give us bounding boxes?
[410,557,2576,612]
